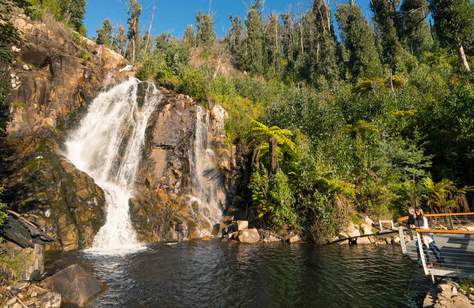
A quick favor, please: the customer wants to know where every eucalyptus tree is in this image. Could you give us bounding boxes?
[196,12,216,48]
[96,18,113,47]
[336,3,383,80]
[308,0,340,86]
[371,0,405,72]
[430,0,474,71]
[398,0,433,55]
[243,0,265,75]
[127,0,142,63]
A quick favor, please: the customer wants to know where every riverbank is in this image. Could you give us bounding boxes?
[423,279,474,307]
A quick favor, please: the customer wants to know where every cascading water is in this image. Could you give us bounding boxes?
[64,78,161,254]
[189,106,224,235]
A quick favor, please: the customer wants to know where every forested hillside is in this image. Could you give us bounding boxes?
[2,0,473,242]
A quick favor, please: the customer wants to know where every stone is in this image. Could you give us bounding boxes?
[211,223,225,236]
[287,234,302,244]
[263,234,281,243]
[41,264,104,307]
[236,220,248,231]
[357,237,371,245]
[364,216,374,226]
[451,296,472,308]
[238,228,260,243]
[4,285,61,308]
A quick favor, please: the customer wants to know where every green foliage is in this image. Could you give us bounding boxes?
[371,0,406,72]
[399,0,433,55]
[422,178,474,213]
[459,278,474,296]
[129,0,474,240]
[0,187,7,229]
[431,0,474,52]
[96,18,113,47]
[178,67,209,103]
[195,13,216,48]
[336,3,383,80]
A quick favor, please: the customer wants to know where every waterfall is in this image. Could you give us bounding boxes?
[189,106,223,236]
[64,78,161,254]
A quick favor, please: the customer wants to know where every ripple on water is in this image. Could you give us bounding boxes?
[45,241,430,308]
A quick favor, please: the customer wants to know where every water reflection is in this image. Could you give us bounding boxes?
[46,241,429,308]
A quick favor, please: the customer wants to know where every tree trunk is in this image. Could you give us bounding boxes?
[252,146,261,172]
[268,137,278,178]
[459,44,471,72]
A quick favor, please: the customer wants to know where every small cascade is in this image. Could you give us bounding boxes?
[64,78,162,254]
[189,106,224,235]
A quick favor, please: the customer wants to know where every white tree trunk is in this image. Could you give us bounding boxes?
[459,44,471,72]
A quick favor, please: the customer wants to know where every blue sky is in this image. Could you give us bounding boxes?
[84,0,373,39]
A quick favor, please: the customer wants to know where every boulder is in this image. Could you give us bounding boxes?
[238,228,260,243]
[357,237,371,245]
[41,264,103,307]
[287,234,302,244]
[236,220,248,231]
[339,222,360,238]
[364,216,374,226]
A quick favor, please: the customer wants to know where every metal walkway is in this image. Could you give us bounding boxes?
[399,213,474,279]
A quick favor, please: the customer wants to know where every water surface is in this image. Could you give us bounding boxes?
[47,241,429,308]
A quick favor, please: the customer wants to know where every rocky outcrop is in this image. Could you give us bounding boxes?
[1,212,53,248]
[2,6,237,250]
[131,91,234,242]
[1,9,130,251]
[3,285,61,308]
[0,242,45,283]
[423,281,474,308]
[41,264,104,307]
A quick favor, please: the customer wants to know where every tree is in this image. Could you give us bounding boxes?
[308,0,340,86]
[96,18,113,47]
[336,3,383,80]
[423,178,474,213]
[430,0,474,71]
[243,0,265,75]
[371,0,405,72]
[127,0,142,63]
[183,25,195,49]
[264,14,283,77]
[251,120,296,178]
[226,16,244,67]
[398,0,433,55]
[113,25,127,55]
[195,12,216,47]
[59,0,86,31]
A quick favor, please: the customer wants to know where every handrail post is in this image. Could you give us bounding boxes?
[399,226,407,254]
[416,232,429,275]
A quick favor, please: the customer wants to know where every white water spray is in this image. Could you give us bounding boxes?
[64,78,161,254]
[189,106,224,236]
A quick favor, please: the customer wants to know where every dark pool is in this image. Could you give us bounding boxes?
[46,241,430,307]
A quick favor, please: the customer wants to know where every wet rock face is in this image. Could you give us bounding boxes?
[131,91,234,242]
[3,146,106,252]
[1,12,125,252]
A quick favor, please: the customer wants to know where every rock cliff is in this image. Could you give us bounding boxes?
[1,9,234,251]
